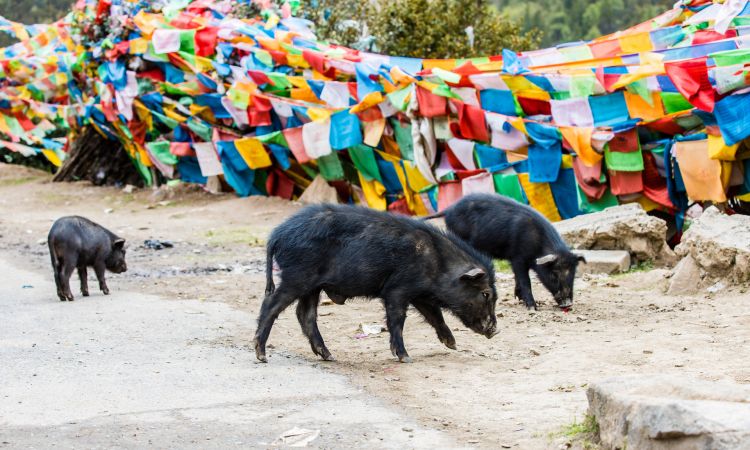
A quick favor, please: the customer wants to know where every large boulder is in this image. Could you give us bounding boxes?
[554,204,675,264]
[674,206,750,283]
[588,375,750,450]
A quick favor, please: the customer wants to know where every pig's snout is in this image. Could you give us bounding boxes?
[483,320,498,339]
[556,298,573,309]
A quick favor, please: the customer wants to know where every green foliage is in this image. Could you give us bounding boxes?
[366,0,541,57]
[494,259,512,273]
[551,414,601,449]
[494,0,674,47]
[0,0,72,46]
[0,0,71,24]
[296,0,541,58]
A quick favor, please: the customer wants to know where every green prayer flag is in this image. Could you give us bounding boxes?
[187,118,212,141]
[146,141,178,165]
[179,30,196,55]
[151,111,179,130]
[604,145,644,172]
[317,152,345,181]
[431,84,462,100]
[570,74,596,98]
[254,49,274,67]
[132,151,153,186]
[256,131,288,147]
[577,185,618,213]
[391,119,414,161]
[493,173,527,204]
[348,144,383,183]
[387,86,412,112]
[710,48,750,67]
[661,92,694,114]
[267,73,292,90]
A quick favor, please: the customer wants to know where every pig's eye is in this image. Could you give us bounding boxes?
[482,291,490,300]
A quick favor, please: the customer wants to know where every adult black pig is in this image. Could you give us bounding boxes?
[425,193,585,311]
[254,204,498,364]
[48,216,128,301]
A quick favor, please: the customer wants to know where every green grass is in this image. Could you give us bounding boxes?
[493,259,512,273]
[627,259,653,273]
[550,415,601,449]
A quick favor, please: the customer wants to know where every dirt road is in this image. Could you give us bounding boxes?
[1,164,749,449]
[0,257,454,448]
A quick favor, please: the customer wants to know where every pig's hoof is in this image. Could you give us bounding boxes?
[398,355,413,363]
[102,288,110,295]
[322,353,336,362]
[254,339,267,363]
[440,336,457,350]
[82,291,89,297]
[526,305,537,312]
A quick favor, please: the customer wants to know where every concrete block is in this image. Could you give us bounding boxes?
[572,249,630,274]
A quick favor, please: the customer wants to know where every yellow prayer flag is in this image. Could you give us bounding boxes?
[235,138,272,169]
[358,173,387,211]
[518,173,562,222]
[618,32,654,54]
[708,133,739,161]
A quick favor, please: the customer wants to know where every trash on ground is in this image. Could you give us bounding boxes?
[271,427,320,447]
[143,239,174,250]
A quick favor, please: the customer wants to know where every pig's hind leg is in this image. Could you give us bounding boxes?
[59,259,76,301]
[296,289,333,361]
[254,284,298,362]
[412,301,456,350]
[50,254,65,301]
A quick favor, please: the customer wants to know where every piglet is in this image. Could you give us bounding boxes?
[48,216,127,301]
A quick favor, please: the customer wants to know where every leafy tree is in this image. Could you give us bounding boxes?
[295,0,541,58]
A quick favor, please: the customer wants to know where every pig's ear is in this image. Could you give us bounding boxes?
[460,268,486,281]
[535,254,558,266]
[113,238,126,250]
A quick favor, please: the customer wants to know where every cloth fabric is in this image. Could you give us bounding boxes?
[550,97,594,127]
[329,110,362,150]
[673,138,727,202]
[193,142,223,176]
[235,137,272,169]
[302,119,332,158]
[461,171,495,196]
[486,113,528,150]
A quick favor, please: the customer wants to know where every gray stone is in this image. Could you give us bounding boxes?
[573,250,630,274]
[587,375,750,450]
[554,204,676,265]
[667,255,702,296]
[675,206,750,283]
[298,175,339,204]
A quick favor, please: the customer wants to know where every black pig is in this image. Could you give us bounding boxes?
[426,193,585,310]
[254,204,498,363]
[48,216,127,301]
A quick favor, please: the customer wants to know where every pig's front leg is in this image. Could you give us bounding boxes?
[94,261,109,295]
[78,265,89,297]
[511,261,537,310]
[412,301,456,350]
